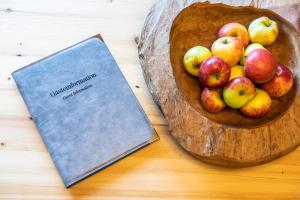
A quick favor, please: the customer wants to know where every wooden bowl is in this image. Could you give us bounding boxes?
[170,3,298,128]
[138,0,300,167]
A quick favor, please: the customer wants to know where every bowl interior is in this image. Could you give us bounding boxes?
[170,3,299,128]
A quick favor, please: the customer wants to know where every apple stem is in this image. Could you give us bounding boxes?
[239,90,245,95]
[193,64,200,69]
[263,18,272,27]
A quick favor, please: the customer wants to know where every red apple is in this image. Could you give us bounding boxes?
[211,36,244,66]
[223,77,256,109]
[244,49,277,84]
[240,88,272,118]
[218,22,249,47]
[199,56,231,88]
[261,64,294,98]
[201,88,226,113]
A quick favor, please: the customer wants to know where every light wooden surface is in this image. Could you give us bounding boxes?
[0,0,300,199]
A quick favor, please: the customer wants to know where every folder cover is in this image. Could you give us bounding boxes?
[12,35,158,187]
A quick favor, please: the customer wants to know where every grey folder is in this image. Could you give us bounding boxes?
[12,35,158,188]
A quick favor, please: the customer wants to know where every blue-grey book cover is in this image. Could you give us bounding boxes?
[12,35,158,188]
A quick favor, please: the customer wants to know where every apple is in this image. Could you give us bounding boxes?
[183,46,212,76]
[229,65,244,81]
[240,43,265,66]
[244,49,277,84]
[199,56,231,88]
[218,22,249,47]
[240,88,272,118]
[201,88,226,113]
[248,16,279,46]
[261,64,294,98]
[211,36,244,66]
[223,77,256,109]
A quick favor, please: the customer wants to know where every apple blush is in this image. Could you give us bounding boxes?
[244,49,277,84]
[201,88,226,113]
[261,64,294,98]
[199,56,231,88]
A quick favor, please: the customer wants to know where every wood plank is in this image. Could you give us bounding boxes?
[0,0,300,199]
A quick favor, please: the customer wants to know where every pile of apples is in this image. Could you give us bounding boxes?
[183,16,294,118]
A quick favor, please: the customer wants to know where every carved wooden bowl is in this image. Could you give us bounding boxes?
[138,0,300,167]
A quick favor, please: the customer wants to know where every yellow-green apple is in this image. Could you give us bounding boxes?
[183,46,212,76]
[218,22,249,47]
[201,88,226,113]
[240,88,272,118]
[261,64,294,98]
[244,49,277,84]
[199,56,231,88]
[240,43,265,65]
[229,65,244,81]
[211,36,244,66]
[223,77,256,109]
[248,16,279,46]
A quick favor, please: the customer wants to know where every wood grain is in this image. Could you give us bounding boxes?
[138,0,300,167]
[1,0,300,199]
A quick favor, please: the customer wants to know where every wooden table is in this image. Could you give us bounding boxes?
[0,0,300,199]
